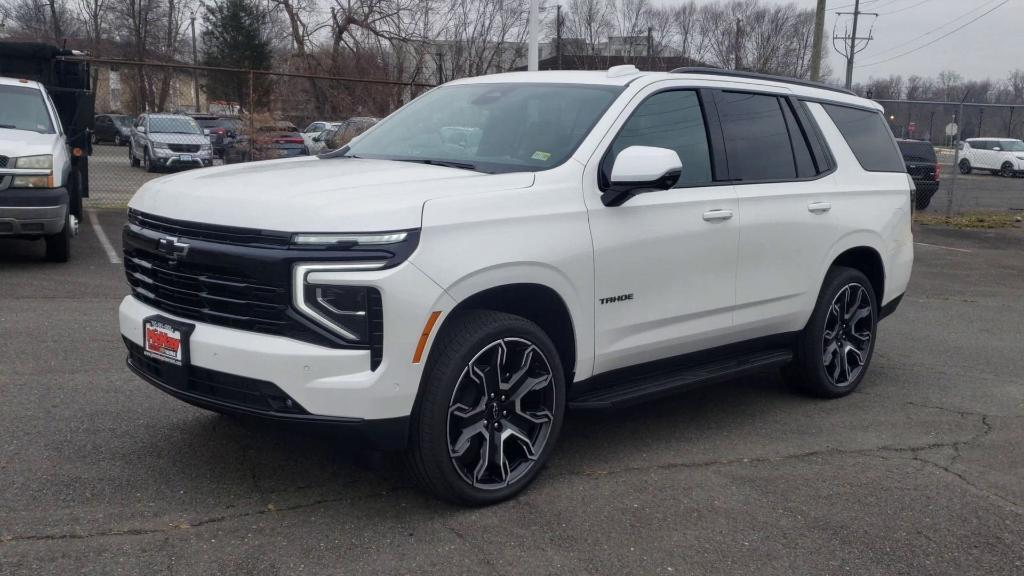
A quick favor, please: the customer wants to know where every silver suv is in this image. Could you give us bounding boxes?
[129,113,212,172]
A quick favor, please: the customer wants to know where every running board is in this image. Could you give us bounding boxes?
[568,350,793,411]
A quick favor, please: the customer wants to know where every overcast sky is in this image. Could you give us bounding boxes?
[670,0,1022,82]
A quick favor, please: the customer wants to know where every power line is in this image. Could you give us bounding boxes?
[877,0,932,16]
[857,0,1009,67]
[833,0,878,89]
[862,0,1003,59]
[827,0,880,12]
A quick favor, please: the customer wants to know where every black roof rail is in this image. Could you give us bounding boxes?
[669,67,857,97]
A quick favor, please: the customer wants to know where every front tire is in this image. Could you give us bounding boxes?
[143,147,157,173]
[407,310,566,505]
[788,267,877,398]
[959,159,972,174]
[114,134,124,146]
[44,219,71,263]
[129,144,140,168]
[1000,162,1015,177]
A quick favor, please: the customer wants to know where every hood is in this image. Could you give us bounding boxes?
[128,156,535,231]
[0,128,60,159]
[144,132,207,145]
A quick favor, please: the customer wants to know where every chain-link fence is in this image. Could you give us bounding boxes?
[81,59,432,209]
[874,98,1024,215]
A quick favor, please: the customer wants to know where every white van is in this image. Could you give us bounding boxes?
[0,76,78,261]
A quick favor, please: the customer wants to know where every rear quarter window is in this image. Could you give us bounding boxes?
[822,104,905,173]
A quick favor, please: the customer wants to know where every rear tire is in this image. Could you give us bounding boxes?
[787,267,877,398]
[958,159,972,174]
[407,310,566,506]
[915,190,934,210]
[44,219,71,263]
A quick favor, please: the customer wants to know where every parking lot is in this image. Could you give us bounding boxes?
[1,210,1022,575]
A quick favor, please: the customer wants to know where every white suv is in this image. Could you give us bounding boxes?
[958,137,1024,177]
[118,67,914,505]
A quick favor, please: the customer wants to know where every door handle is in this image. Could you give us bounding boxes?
[807,201,832,213]
[702,209,734,222]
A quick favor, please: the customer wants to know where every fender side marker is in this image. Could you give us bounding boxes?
[412,311,443,363]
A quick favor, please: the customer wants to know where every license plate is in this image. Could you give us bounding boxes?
[144,319,185,365]
[180,154,193,162]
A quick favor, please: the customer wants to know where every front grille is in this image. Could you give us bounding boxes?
[128,209,291,248]
[126,339,307,414]
[0,156,8,168]
[124,251,291,336]
[168,143,201,153]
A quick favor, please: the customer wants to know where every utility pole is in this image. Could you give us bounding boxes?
[833,0,877,90]
[190,11,199,113]
[528,0,539,71]
[556,4,562,71]
[810,0,826,81]
[733,17,742,70]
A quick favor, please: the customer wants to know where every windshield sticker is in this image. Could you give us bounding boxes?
[531,151,551,161]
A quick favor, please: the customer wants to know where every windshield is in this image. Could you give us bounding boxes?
[342,83,624,173]
[997,140,1024,152]
[148,116,202,134]
[0,84,55,134]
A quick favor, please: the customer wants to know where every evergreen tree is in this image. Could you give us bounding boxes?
[201,0,272,112]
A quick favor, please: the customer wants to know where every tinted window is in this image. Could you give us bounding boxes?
[823,104,905,172]
[897,141,936,162]
[716,91,796,181]
[970,140,987,150]
[604,90,712,187]
[780,99,817,178]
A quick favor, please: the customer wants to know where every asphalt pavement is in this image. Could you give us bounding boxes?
[1,211,1022,575]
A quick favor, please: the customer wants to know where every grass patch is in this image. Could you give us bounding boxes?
[913,211,1020,229]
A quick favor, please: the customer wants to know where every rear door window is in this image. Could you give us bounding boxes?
[822,104,905,172]
[715,91,797,181]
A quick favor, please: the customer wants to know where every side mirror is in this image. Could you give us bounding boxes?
[602,146,682,207]
[312,134,322,142]
[137,126,146,134]
[203,128,211,136]
[993,146,1001,151]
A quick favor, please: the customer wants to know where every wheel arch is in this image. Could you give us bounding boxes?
[829,245,885,304]
[437,282,579,384]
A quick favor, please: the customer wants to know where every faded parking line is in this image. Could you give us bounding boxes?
[914,241,972,253]
[87,209,121,264]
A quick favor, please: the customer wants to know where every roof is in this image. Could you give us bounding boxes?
[0,76,44,90]
[447,68,881,110]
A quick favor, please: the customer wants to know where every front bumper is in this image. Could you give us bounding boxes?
[152,149,213,169]
[0,187,68,236]
[119,259,454,432]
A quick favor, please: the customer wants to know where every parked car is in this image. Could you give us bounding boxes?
[128,113,212,172]
[192,114,241,158]
[309,117,380,153]
[223,121,307,163]
[300,120,339,150]
[897,139,940,210]
[957,137,1024,177]
[0,41,94,263]
[119,66,913,505]
[93,113,133,146]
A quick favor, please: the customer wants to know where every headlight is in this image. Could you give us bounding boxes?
[201,144,212,151]
[1016,155,1024,161]
[152,141,170,149]
[292,232,408,246]
[12,175,53,188]
[293,262,387,344]
[15,155,52,170]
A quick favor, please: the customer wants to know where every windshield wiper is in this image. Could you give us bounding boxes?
[393,158,479,171]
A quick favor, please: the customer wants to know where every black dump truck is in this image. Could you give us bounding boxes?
[0,42,94,262]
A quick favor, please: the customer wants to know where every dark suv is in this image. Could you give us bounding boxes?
[897,139,940,210]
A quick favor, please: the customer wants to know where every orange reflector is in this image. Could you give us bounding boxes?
[412,311,442,364]
[72,147,83,157]
[19,79,29,83]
